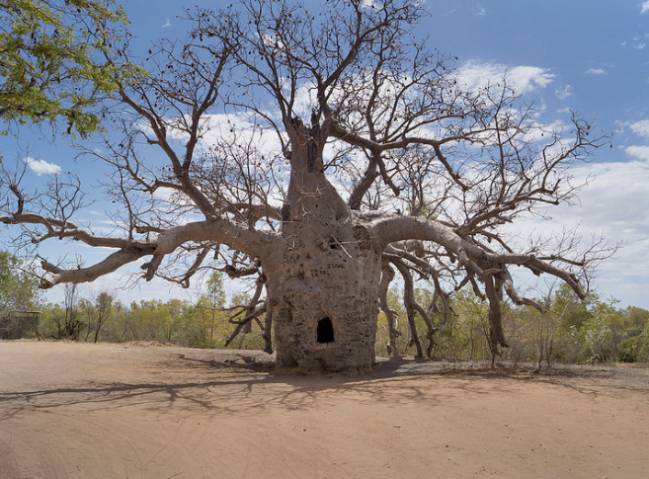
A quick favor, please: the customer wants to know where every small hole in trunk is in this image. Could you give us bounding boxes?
[317,317,335,343]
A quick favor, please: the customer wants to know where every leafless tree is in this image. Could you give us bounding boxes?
[0,0,610,369]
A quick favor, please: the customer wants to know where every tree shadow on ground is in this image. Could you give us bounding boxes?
[1,352,647,421]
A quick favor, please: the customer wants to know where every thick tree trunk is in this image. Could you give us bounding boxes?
[266,235,381,370]
[263,121,382,370]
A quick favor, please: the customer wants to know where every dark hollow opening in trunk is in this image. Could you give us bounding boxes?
[317,317,335,343]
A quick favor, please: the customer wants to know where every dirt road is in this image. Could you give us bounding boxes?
[1,341,648,478]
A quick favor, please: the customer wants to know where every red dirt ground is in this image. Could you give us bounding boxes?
[1,341,648,478]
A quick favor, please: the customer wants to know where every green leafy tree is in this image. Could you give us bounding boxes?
[203,271,225,343]
[0,0,125,135]
[206,271,225,308]
[81,291,113,342]
[0,250,37,312]
[37,302,63,337]
[0,250,38,337]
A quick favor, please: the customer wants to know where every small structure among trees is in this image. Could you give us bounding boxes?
[0,0,609,370]
[0,310,40,339]
[0,251,39,338]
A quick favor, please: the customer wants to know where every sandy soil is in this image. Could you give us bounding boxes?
[1,341,648,479]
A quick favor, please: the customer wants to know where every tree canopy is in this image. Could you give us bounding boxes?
[0,250,37,314]
[0,0,125,135]
[0,0,612,366]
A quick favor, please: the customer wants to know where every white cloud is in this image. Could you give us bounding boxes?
[162,18,171,28]
[555,84,573,100]
[158,111,284,159]
[585,68,606,76]
[546,161,649,231]
[637,42,647,50]
[520,119,567,143]
[475,5,486,16]
[360,0,379,8]
[504,160,649,307]
[625,145,649,161]
[151,186,191,204]
[642,1,649,14]
[454,61,555,96]
[24,157,61,176]
[629,119,649,138]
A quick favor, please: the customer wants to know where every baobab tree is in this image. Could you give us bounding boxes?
[0,0,606,369]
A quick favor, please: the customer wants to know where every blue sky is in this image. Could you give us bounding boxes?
[2,0,649,307]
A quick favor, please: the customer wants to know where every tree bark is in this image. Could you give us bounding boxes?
[264,123,382,370]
